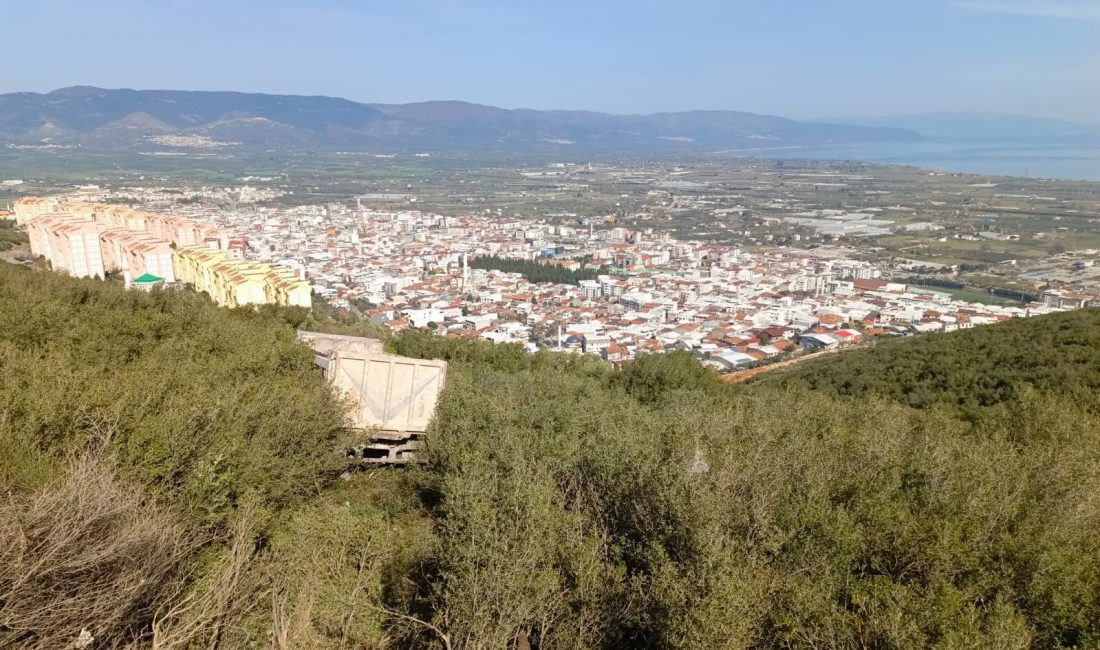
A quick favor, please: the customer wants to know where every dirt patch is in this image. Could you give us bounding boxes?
[0,243,31,265]
[722,346,847,383]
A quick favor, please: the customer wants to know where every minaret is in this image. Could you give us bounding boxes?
[462,252,469,290]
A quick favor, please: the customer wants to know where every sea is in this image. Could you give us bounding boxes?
[730,136,1100,182]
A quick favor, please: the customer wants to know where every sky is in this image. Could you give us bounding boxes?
[3,0,1099,122]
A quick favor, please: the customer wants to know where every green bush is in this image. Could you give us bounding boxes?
[0,263,345,527]
[754,308,1100,417]
[412,349,1100,647]
[4,263,1100,649]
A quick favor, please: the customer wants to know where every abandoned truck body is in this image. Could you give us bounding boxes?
[297,331,447,463]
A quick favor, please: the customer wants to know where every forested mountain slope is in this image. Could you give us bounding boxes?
[750,308,1100,415]
[0,86,917,153]
[2,264,1098,648]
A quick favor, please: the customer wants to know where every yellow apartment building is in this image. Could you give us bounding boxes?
[172,245,311,308]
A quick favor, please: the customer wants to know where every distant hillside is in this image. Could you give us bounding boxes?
[0,86,919,153]
[752,308,1100,415]
[832,112,1100,138]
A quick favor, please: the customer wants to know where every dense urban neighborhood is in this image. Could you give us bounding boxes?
[9,169,1098,374]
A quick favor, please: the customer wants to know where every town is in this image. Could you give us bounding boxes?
[8,159,1100,374]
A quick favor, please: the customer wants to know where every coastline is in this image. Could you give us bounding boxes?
[723,135,1100,182]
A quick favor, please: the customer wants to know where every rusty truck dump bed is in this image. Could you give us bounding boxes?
[297,331,447,463]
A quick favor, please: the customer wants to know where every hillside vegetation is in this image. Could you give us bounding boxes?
[468,255,604,286]
[751,308,1100,416]
[0,263,348,648]
[0,221,28,252]
[2,264,1099,649]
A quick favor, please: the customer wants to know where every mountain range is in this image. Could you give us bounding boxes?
[0,86,918,154]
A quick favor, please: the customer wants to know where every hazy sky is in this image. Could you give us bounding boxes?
[3,0,1098,122]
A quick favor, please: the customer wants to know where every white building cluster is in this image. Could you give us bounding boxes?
[149,198,1065,369]
[21,185,1077,371]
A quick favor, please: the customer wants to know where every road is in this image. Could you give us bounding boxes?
[722,346,848,383]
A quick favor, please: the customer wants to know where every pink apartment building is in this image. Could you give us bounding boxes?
[45,218,105,278]
[99,229,176,285]
[26,215,60,260]
[13,197,60,226]
[23,199,302,306]
[98,227,133,273]
[199,223,231,251]
[124,239,175,285]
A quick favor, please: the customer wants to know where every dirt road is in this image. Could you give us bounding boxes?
[722,346,847,383]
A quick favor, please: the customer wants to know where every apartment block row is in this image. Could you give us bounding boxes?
[174,245,311,308]
[27,215,177,283]
[19,198,310,309]
[24,200,230,284]
[12,196,60,226]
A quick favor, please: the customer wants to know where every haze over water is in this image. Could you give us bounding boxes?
[744,136,1100,182]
